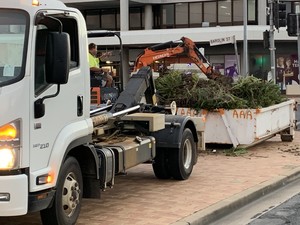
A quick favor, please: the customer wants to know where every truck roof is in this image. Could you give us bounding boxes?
[0,0,68,13]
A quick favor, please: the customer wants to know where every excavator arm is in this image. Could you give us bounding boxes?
[134,37,220,79]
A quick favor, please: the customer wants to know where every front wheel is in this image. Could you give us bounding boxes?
[169,128,196,180]
[40,156,83,225]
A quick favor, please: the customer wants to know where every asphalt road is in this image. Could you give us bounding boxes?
[210,179,300,225]
[249,193,300,225]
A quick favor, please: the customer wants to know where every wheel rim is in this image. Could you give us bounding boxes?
[183,138,193,170]
[62,172,81,217]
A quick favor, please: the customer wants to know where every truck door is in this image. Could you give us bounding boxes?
[30,13,87,185]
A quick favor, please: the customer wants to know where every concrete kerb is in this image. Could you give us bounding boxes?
[171,166,300,225]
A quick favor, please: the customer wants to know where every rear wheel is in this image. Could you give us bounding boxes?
[152,148,171,179]
[40,157,83,225]
[169,128,196,180]
[281,128,294,142]
[281,134,294,142]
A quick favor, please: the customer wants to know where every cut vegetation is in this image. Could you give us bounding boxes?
[155,71,286,111]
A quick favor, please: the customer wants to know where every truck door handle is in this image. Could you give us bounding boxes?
[77,95,83,116]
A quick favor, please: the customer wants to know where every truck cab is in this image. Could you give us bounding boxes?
[0,0,91,216]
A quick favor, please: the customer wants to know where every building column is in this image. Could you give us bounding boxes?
[240,45,245,76]
[120,0,129,31]
[144,4,153,30]
[122,47,130,88]
[258,0,267,25]
[120,0,129,88]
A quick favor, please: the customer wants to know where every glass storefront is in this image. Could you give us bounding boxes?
[84,0,258,30]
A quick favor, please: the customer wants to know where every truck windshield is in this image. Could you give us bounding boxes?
[0,10,28,87]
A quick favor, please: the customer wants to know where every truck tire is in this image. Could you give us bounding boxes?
[281,134,294,142]
[152,148,171,179]
[169,128,196,180]
[40,156,83,225]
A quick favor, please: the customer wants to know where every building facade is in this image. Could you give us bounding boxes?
[62,0,300,89]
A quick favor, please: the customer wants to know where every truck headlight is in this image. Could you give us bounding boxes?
[0,120,21,170]
[0,148,17,169]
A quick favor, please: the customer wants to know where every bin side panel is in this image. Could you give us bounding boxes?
[225,109,256,145]
[256,102,293,138]
[205,113,232,144]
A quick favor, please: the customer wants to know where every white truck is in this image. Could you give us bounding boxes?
[0,1,199,225]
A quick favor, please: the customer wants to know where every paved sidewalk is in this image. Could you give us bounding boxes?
[1,132,300,225]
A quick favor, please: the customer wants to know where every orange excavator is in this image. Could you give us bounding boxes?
[133,36,221,80]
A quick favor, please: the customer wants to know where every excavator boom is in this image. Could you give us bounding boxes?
[134,37,221,79]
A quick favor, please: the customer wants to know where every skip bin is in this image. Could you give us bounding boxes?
[177,99,295,147]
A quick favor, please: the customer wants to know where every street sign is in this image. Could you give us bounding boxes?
[209,36,240,74]
[209,36,234,46]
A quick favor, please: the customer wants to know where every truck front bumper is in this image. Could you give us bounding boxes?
[0,174,28,216]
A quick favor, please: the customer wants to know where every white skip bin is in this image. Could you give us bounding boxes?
[177,99,296,147]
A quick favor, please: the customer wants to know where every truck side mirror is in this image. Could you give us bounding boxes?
[45,32,70,84]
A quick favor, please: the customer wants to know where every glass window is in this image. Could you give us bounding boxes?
[35,27,49,95]
[60,18,79,70]
[233,0,243,22]
[116,13,120,30]
[101,9,116,30]
[176,3,188,26]
[248,0,256,21]
[86,11,100,30]
[190,3,203,26]
[0,10,28,87]
[130,8,143,30]
[153,5,161,29]
[218,0,232,23]
[295,3,300,13]
[162,4,175,28]
[203,2,217,24]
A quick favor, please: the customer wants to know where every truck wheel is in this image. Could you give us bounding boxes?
[152,148,171,179]
[40,157,83,225]
[169,128,196,180]
[281,134,294,142]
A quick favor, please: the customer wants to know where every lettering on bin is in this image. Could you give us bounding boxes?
[177,108,201,117]
[232,109,253,119]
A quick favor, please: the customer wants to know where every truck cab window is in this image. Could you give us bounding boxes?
[60,17,79,69]
[0,10,27,87]
[34,28,49,95]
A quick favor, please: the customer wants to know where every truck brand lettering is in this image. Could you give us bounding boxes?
[33,143,40,148]
[33,143,49,149]
[40,143,49,149]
